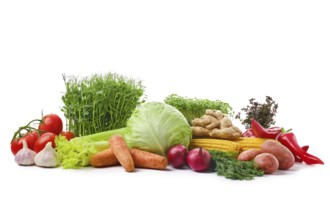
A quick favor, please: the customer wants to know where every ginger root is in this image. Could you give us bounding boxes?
[205,109,224,121]
[191,126,212,137]
[209,126,242,139]
[192,115,220,130]
[219,116,232,128]
[191,109,241,140]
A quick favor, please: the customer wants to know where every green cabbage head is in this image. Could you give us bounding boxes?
[125,102,192,156]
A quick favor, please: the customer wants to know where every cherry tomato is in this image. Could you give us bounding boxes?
[38,114,63,135]
[34,132,57,153]
[61,131,75,141]
[11,139,22,155]
[25,131,39,145]
[10,131,39,155]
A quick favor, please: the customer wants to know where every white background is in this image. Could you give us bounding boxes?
[1,1,329,219]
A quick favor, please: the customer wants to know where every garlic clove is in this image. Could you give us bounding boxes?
[34,142,58,168]
[14,140,36,166]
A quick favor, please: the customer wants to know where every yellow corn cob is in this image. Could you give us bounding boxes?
[189,138,241,153]
[189,137,273,153]
[232,137,270,151]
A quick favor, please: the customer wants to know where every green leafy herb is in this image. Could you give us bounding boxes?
[61,73,145,136]
[55,128,126,169]
[210,150,264,180]
[164,94,232,125]
[235,96,278,129]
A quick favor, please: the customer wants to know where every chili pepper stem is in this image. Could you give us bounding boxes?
[281,128,292,133]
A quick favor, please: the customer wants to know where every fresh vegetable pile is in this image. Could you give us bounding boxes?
[11,113,73,167]
[9,74,324,181]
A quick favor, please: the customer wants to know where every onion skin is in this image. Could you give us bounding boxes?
[167,144,188,169]
[186,148,211,172]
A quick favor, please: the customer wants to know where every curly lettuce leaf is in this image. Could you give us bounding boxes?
[55,136,108,169]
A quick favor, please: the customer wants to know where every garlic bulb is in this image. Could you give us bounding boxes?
[34,142,58,168]
[14,140,36,166]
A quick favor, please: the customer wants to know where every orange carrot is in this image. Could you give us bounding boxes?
[91,136,168,170]
[90,148,168,169]
[90,148,119,168]
[130,148,168,170]
[110,134,135,172]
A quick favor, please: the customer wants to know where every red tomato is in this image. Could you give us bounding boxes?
[38,114,63,135]
[11,139,22,155]
[61,131,75,141]
[25,131,39,145]
[34,132,57,153]
[10,131,39,155]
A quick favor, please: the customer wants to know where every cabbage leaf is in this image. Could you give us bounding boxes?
[125,102,192,156]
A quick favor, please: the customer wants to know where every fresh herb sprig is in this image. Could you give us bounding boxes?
[235,96,278,129]
[61,73,145,137]
[210,151,264,180]
[164,94,232,125]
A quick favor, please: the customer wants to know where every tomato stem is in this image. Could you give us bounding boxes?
[11,119,43,142]
[26,119,43,126]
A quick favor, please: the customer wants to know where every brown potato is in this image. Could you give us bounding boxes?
[261,140,295,170]
[237,149,262,161]
[254,153,279,174]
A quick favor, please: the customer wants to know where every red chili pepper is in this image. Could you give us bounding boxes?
[294,155,302,162]
[251,119,323,165]
[251,119,282,139]
[267,126,282,132]
[277,133,324,165]
[242,129,256,137]
[294,146,309,162]
[301,145,309,152]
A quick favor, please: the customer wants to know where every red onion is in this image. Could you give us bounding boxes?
[186,148,211,172]
[167,144,188,168]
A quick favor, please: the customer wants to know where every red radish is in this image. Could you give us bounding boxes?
[167,144,188,168]
[186,148,211,172]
